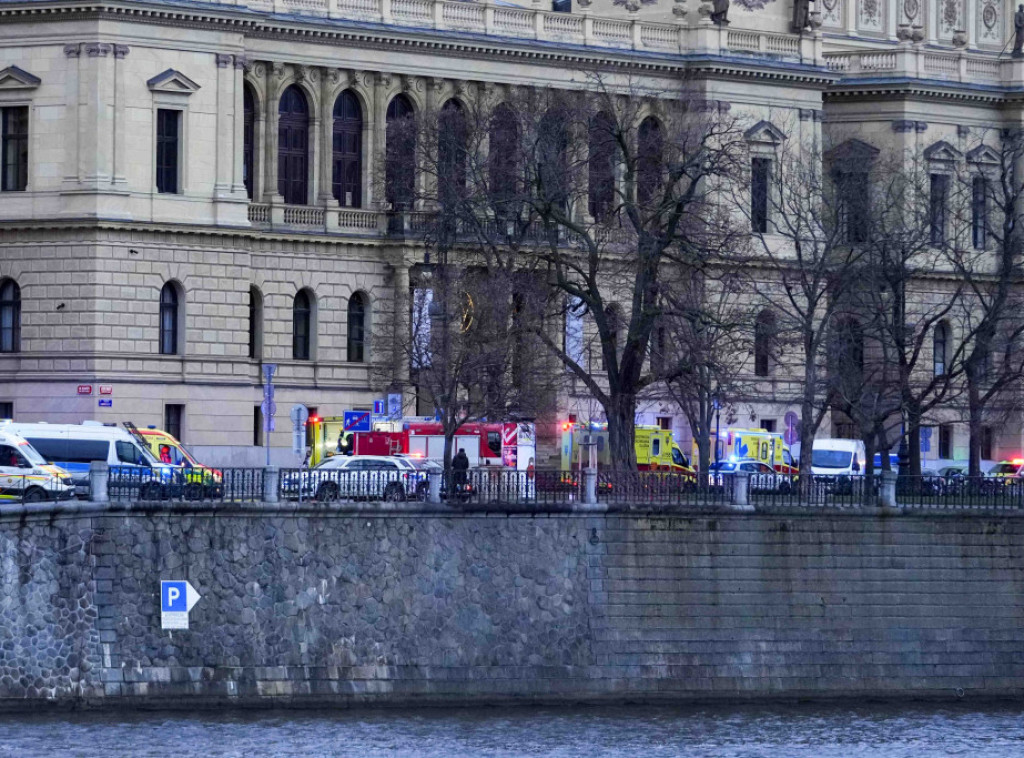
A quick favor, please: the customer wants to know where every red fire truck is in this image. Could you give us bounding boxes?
[308,417,536,471]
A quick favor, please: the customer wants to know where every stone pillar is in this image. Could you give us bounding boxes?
[214,53,235,197]
[231,56,249,198]
[731,470,752,510]
[263,62,285,205]
[879,470,898,509]
[372,72,391,210]
[584,468,597,505]
[392,258,411,405]
[89,461,109,503]
[264,465,280,504]
[319,68,340,206]
[112,45,130,187]
[80,42,114,187]
[62,44,82,188]
[428,470,442,503]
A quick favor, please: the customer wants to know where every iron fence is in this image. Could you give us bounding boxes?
[0,474,75,505]
[109,467,265,504]
[453,469,580,506]
[279,467,432,502]
[598,470,733,507]
[750,474,877,507]
[896,475,1024,510]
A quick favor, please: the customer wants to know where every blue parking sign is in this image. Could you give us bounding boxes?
[161,580,187,612]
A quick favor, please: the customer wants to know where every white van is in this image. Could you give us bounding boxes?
[0,429,75,502]
[2,421,162,497]
[811,438,866,477]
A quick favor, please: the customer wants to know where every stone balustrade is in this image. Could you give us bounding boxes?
[201,0,823,63]
[824,47,1011,87]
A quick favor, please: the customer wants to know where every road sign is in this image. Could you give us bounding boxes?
[98,398,112,408]
[291,404,309,457]
[160,579,201,630]
[388,393,402,420]
[373,399,385,416]
[77,385,92,395]
[290,404,309,425]
[99,385,113,395]
[343,409,371,432]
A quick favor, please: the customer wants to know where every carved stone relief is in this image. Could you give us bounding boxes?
[939,0,964,40]
[979,0,1002,45]
[858,0,884,33]
[821,0,842,28]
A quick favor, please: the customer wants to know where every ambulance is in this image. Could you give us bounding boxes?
[559,422,697,481]
[125,423,222,493]
[0,427,75,502]
[701,427,797,474]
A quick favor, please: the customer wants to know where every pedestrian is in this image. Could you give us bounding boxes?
[453,448,470,487]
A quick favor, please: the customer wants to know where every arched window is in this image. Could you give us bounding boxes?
[438,99,467,205]
[934,321,949,377]
[537,108,569,210]
[0,279,20,353]
[589,111,616,221]
[243,84,256,200]
[159,282,180,356]
[347,292,367,363]
[489,104,519,216]
[293,289,313,360]
[385,94,415,210]
[332,90,362,208]
[637,116,663,205]
[248,286,263,360]
[278,85,310,205]
[754,310,775,377]
[834,317,864,376]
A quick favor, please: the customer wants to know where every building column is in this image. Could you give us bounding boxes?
[392,257,411,402]
[319,68,341,206]
[231,56,249,197]
[372,72,392,209]
[80,42,114,187]
[62,44,82,189]
[263,61,285,205]
[214,53,235,197]
[112,45,130,188]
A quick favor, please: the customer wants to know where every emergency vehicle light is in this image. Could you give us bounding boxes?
[561,422,572,431]
[1013,458,1024,465]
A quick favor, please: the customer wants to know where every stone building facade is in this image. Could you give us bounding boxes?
[0,0,1022,465]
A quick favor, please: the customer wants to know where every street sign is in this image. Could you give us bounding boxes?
[99,385,113,395]
[160,579,201,630]
[290,404,309,425]
[290,404,309,457]
[373,399,385,416]
[387,393,402,420]
[343,409,371,432]
[77,385,92,395]
[98,398,112,408]
[262,363,277,383]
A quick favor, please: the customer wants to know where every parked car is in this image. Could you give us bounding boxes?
[707,458,792,493]
[281,454,441,502]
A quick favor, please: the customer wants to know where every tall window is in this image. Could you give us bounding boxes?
[248,286,262,360]
[637,117,663,205]
[929,173,948,245]
[537,108,569,210]
[347,292,366,363]
[156,109,181,194]
[489,104,519,218]
[243,85,255,200]
[938,424,952,459]
[332,89,362,208]
[754,310,775,377]
[1,106,28,192]
[159,283,180,355]
[293,289,312,360]
[981,426,994,461]
[438,99,467,208]
[933,321,949,377]
[972,176,988,249]
[385,94,415,210]
[751,157,771,233]
[164,404,184,442]
[278,85,310,205]
[0,279,20,353]
[589,111,616,221]
[834,170,869,244]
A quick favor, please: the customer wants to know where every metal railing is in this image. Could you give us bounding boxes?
[279,467,432,502]
[456,469,580,506]
[896,475,1024,511]
[600,470,733,507]
[109,467,265,504]
[0,474,75,505]
[748,474,877,507]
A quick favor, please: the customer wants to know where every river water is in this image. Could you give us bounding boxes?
[1,702,1022,757]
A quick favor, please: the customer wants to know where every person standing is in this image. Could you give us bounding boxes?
[452,448,470,487]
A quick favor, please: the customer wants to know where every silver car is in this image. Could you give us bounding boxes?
[281,455,440,502]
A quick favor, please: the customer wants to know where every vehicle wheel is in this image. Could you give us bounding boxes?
[184,482,204,501]
[139,482,162,501]
[22,487,46,504]
[316,482,339,502]
[383,483,404,502]
[778,481,791,494]
[415,481,429,502]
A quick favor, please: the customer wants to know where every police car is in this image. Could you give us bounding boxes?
[281,454,441,502]
[706,458,793,493]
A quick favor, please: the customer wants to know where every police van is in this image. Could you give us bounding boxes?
[2,421,162,497]
[0,428,75,502]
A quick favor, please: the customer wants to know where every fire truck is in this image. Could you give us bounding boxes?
[307,416,536,471]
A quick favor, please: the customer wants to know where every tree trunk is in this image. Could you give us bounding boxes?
[906,407,922,478]
[862,432,876,507]
[797,395,816,498]
[967,380,983,478]
[606,394,638,470]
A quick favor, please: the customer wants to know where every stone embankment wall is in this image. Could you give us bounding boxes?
[2,503,1023,709]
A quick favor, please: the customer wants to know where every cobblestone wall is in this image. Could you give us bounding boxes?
[2,506,1023,709]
